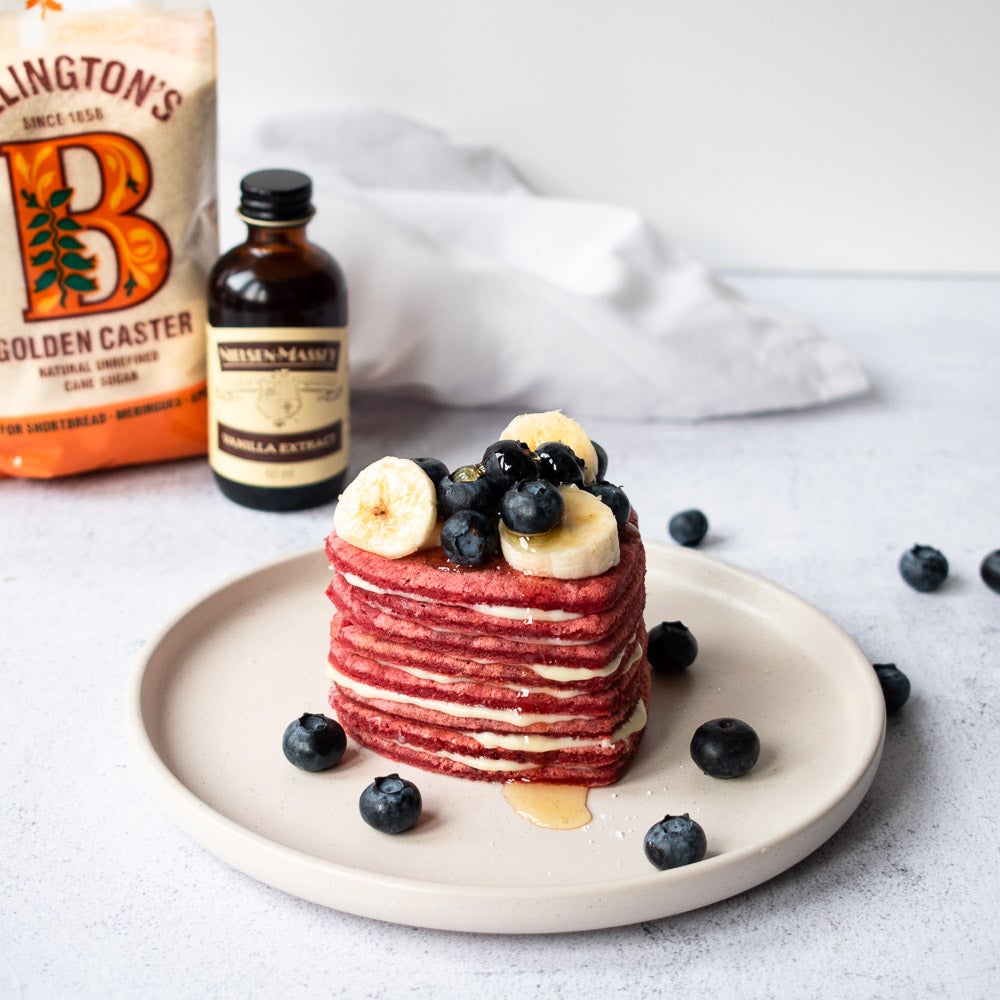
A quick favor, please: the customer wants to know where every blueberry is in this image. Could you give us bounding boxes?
[441,509,500,567]
[411,457,449,486]
[592,440,609,481]
[690,718,760,778]
[586,480,631,531]
[668,509,708,547]
[980,549,1000,593]
[643,813,707,870]
[282,713,347,772]
[534,441,585,488]
[359,773,422,834]
[481,440,539,492]
[647,620,698,673]
[873,662,911,713]
[500,479,564,535]
[437,468,498,518]
[899,544,949,592]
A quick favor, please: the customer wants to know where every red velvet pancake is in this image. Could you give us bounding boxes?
[325,520,643,614]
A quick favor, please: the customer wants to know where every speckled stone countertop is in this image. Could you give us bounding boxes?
[3,274,997,999]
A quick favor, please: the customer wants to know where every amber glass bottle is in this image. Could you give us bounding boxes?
[207,169,349,511]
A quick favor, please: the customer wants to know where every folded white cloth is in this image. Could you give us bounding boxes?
[219,108,868,419]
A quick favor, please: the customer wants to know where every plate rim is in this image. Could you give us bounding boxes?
[125,542,885,932]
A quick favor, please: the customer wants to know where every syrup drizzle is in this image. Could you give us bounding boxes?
[502,782,592,830]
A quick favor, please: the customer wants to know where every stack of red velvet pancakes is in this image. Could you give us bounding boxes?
[323,411,651,786]
[324,524,648,784]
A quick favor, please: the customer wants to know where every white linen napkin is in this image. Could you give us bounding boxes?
[219,108,868,419]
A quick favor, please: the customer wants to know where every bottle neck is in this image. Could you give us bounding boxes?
[243,221,310,248]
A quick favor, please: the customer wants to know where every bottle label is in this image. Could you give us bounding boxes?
[207,325,349,488]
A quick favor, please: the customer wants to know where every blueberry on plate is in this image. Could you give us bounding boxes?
[899,544,949,592]
[437,468,498,518]
[534,441,585,488]
[586,481,631,530]
[359,773,422,834]
[690,717,760,778]
[643,813,707,870]
[282,713,347,772]
[647,620,698,673]
[668,508,709,547]
[980,549,1000,593]
[481,440,539,492]
[441,509,500,567]
[500,479,564,535]
[410,456,450,486]
[873,662,911,713]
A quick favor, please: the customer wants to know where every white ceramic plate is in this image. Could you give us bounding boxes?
[126,543,885,933]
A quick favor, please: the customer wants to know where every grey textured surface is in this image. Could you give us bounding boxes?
[2,274,997,998]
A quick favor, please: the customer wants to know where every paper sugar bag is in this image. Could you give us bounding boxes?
[0,1,217,478]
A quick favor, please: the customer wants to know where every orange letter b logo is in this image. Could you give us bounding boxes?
[1,132,171,321]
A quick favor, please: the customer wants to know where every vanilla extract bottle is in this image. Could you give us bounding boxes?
[207,169,349,511]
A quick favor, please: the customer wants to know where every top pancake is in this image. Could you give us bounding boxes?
[324,519,643,615]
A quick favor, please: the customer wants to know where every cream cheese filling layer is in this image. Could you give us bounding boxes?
[423,622,599,646]
[432,701,648,771]
[531,642,633,681]
[455,634,639,682]
[376,639,643,699]
[468,700,648,753]
[329,664,585,727]
[342,571,584,622]
[331,605,603,648]
[434,752,531,773]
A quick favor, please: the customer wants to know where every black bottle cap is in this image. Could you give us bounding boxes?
[238,168,315,224]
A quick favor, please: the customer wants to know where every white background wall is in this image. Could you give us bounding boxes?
[210,0,999,275]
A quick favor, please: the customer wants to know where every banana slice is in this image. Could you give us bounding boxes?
[333,457,438,558]
[500,486,620,579]
[419,521,443,551]
[499,410,599,485]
